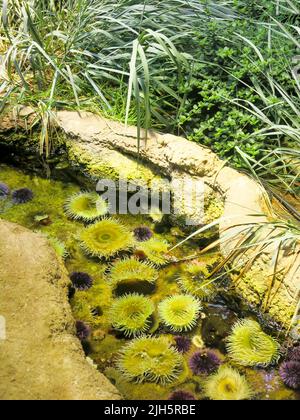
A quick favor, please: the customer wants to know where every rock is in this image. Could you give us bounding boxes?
[0,220,121,400]
[201,304,238,353]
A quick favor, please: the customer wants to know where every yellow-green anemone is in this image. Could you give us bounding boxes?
[204,366,253,400]
[158,294,202,332]
[109,293,154,337]
[136,238,169,266]
[65,192,109,222]
[178,263,217,301]
[226,319,280,367]
[117,336,183,384]
[80,218,133,259]
[109,258,158,290]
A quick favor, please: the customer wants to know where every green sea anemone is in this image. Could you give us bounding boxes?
[117,336,183,384]
[158,294,202,332]
[65,192,109,222]
[80,218,133,259]
[178,264,217,301]
[136,238,169,266]
[109,258,158,290]
[192,335,205,349]
[41,233,68,260]
[109,293,155,337]
[204,366,253,400]
[226,319,280,367]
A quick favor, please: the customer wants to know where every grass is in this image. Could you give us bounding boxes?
[0,0,238,152]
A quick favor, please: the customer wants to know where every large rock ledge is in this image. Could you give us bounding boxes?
[0,220,121,400]
[0,108,299,329]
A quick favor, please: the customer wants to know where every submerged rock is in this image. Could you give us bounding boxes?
[201,304,238,352]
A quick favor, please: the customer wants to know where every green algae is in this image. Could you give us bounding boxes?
[0,162,298,401]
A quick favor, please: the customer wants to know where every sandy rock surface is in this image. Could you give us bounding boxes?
[0,220,121,400]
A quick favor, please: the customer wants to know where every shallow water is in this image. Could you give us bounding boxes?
[0,163,298,401]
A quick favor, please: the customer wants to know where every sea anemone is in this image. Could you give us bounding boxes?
[12,188,34,204]
[178,264,217,301]
[279,361,300,390]
[226,319,280,367]
[136,238,169,266]
[133,226,153,242]
[47,236,68,259]
[65,192,109,222]
[189,350,221,375]
[168,390,196,400]
[158,294,202,332]
[80,218,133,259]
[192,335,205,349]
[109,293,155,337]
[287,345,300,362]
[174,336,192,353]
[70,271,93,291]
[76,320,91,341]
[0,182,10,199]
[109,258,158,290]
[117,336,183,384]
[204,366,253,400]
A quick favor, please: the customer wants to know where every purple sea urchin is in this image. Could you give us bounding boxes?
[12,188,34,204]
[76,320,91,341]
[279,361,300,390]
[168,390,196,400]
[133,226,153,242]
[0,182,10,199]
[189,350,221,375]
[174,336,192,353]
[70,272,93,291]
[287,345,300,362]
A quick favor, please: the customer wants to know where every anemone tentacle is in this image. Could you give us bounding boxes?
[226,319,280,367]
[158,294,202,332]
[109,293,154,337]
[80,218,133,259]
[65,192,109,222]
[117,336,183,384]
[204,366,253,400]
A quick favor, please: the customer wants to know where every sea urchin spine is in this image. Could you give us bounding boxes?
[133,226,153,242]
[189,350,221,375]
[279,361,300,390]
[168,390,196,400]
[70,272,93,291]
[12,188,34,204]
[0,182,10,199]
[76,320,91,341]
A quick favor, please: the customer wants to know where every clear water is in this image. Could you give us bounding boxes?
[0,163,298,401]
